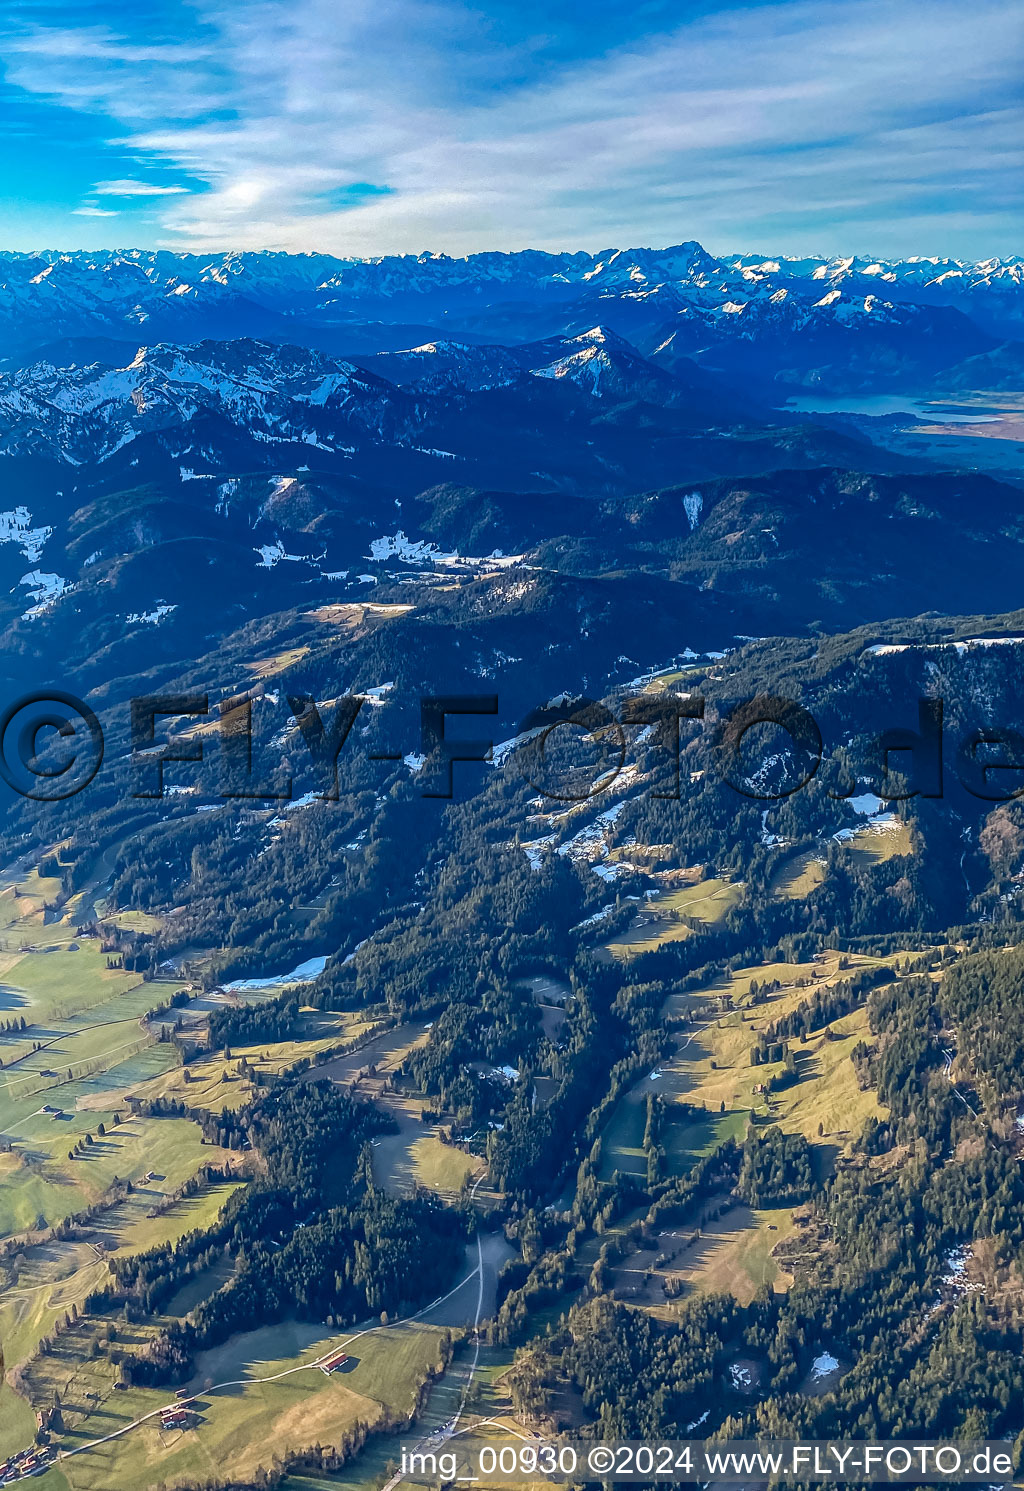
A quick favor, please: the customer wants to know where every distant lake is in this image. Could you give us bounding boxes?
[784,393,1002,423]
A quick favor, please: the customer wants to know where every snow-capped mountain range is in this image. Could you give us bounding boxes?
[0,242,1020,370]
[0,240,1018,705]
[0,340,403,465]
[0,327,760,466]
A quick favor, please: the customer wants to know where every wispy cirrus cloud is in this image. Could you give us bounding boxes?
[93,178,189,196]
[1,0,1021,256]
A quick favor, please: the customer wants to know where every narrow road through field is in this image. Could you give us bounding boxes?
[46,1244,486,1473]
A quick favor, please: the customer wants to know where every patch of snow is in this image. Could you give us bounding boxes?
[866,637,1024,658]
[939,1244,983,1298]
[19,570,67,617]
[521,833,557,870]
[368,530,456,564]
[126,603,176,625]
[221,953,328,991]
[683,491,703,530]
[366,530,523,571]
[255,539,310,569]
[760,809,787,848]
[811,1352,840,1380]
[572,903,616,930]
[0,507,52,563]
[283,789,321,812]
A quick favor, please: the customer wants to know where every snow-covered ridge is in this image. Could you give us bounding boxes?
[1,244,1020,308]
[0,337,401,465]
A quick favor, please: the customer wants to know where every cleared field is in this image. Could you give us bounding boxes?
[679,1204,795,1302]
[244,645,311,679]
[410,1134,481,1193]
[308,1021,430,1087]
[843,816,913,868]
[306,602,414,631]
[597,1085,646,1179]
[42,1314,450,1491]
[0,1381,45,1464]
[624,1203,797,1310]
[0,869,64,929]
[364,1087,487,1201]
[597,1059,748,1184]
[0,1149,77,1237]
[0,1239,108,1372]
[105,1180,245,1260]
[280,1341,514,1491]
[1,1015,157,1112]
[0,1184,241,1377]
[0,1177,241,1471]
[600,953,894,1197]
[603,878,741,961]
[0,1108,233,1238]
[664,956,891,1146]
[132,1009,376,1113]
[664,952,891,1017]
[0,937,158,1026]
[768,818,912,902]
[769,850,826,901]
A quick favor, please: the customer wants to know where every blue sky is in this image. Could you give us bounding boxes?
[0,0,1020,257]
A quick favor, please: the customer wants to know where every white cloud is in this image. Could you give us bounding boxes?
[5,26,209,65]
[3,0,1022,256]
[71,205,120,217]
[93,179,190,196]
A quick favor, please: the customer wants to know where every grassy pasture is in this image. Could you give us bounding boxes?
[769,850,827,900]
[244,645,311,680]
[37,1314,449,1491]
[639,1204,797,1310]
[409,1134,480,1193]
[664,954,892,1146]
[603,878,741,961]
[599,952,894,1197]
[844,816,913,867]
[132,1009,376,1114]
[0,1108,232,1238]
